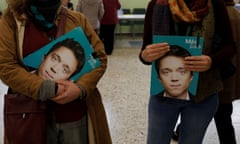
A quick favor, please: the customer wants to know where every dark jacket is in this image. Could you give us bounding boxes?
[218,3,240,103]
[140,0,235,102]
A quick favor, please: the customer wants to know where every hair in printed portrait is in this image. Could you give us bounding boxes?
[154,45,193,78]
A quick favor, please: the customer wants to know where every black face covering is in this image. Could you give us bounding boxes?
[29,0,61,30]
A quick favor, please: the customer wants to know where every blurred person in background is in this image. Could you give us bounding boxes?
[214,0,240,144]
[76,0,104,34]
[62,0,74,10]
[100,0,121,55]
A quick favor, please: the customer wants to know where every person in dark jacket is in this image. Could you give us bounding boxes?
[99,0,121,55]
[139,0,235,143]
[213,0,240,144]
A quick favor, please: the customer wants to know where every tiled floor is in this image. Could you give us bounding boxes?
[98,35,240,144]
[0,35,239,144]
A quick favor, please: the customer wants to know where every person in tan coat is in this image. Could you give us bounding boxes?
[0,0,111,144]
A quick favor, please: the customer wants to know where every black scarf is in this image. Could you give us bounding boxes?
[28,0,61,30]
[152,1,173,35]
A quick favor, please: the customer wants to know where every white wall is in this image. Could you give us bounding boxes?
[0,0,150,12]
[71,0,150,10]
[0,0,7,12]
[0,81,8,143]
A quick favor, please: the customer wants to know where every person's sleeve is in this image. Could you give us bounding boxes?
[0,13,44,100]
[139,0,155,65]
[99,2,105,20]
[209,0,236,67]
[117,0,121,10]
[76,0,82,12]
[38,80,56,101]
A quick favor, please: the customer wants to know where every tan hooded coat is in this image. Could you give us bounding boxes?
[0,7,111,144]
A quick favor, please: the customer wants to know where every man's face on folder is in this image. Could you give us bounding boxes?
[38,46,78,81]
[159,56,193,99]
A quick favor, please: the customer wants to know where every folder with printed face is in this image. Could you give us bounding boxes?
[23,26,100,81]
[151,35,204,97]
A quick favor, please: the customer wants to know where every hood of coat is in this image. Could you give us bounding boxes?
[82,0,101,5]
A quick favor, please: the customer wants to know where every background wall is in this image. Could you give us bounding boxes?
[2,0,240,12]
[0,0,149,34]
[0,0,150,12]
[0,1,7,12]
[71,0,150,10]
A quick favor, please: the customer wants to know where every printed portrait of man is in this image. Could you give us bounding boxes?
[38,38,85,81]
[154,45,193,100]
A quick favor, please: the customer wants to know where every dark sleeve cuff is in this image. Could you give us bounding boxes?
[76,83,87,100]
[38,80,56,101]
[139,51,152,65]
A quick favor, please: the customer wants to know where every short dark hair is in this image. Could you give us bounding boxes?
[47,38,85,75]
[155,45,192,77]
